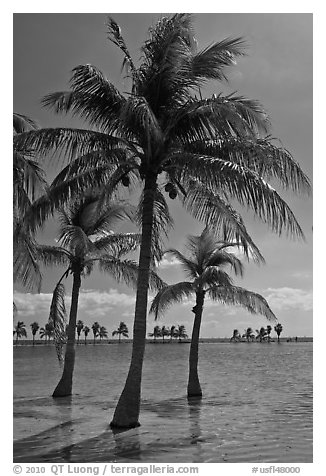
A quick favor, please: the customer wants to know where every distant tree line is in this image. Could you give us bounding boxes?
[13,320,130,345]
[230,323,284,343]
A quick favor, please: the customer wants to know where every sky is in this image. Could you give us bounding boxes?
[12,12,313,339]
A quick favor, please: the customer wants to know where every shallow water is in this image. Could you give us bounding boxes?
[13,342,313,463]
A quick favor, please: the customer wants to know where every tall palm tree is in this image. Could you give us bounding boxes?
[14,14,310,427]
[112,321,129,343]
[82,325,90,344]
[37,194,160,398]
[274,323,283,343]
[148,325,161,343]
[99,326,108,341]
[150,228,276,398]
[76,320,84,344]
[14,321,27,345]
[30,322,39,346]
[92,322,100,345]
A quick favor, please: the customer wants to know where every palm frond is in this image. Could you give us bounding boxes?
[13,112,39,134]
[180,180,264,263]
[185,136,311,195]
[191,37,246,83]
[163,248,199,279]
[197,267,234,289]
[206,248,244,276]
[49,282,67,366]
[178,155,305,239]
[98,256,164,291]
[13,219,42,292]
[35,245,71,268]
[13,128,124,166]
[92,232,141,257]
[207,285,276,321]
[106,17,138,82]
[149,281,195,320]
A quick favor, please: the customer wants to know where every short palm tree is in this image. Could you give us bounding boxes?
[175,325,189,343]
[112,322,129,343]
[76,320,84,344]
[14,14,310,427]
[39,323,54,343]
[99,326,108,341]
[274,323,283,343]
[92,322,100,344]
[266,324,272,342]
[169,325,176,342]
[161,325,169,343]
[14,321,27,345]
[148,325,161,343]
[82,325,90,344]
[245,327,255,342]
[256,327,267,342]
[37,193,159,398]
[150,228,276,398]
[230,329,241,342]
[30,321,40,346]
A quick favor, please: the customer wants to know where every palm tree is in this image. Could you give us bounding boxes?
[30,322,39,346]
[274,323,283,343]
[37,194,159,398]
[245,327,255,342]
[150,228,276,398]
[112,322,129,343]
[76,320,84,344]
[175,325,189,343]
[14,14,310,427]
[256,326,267,343]
[230,329,241,342]
[161,325,169,344]
[169,325,176,342]
[82,325,90,344]
[14,321,27,345]
[92,322,100,345]
[39,326,47,342]
[266,324,272,342]
[99,326,108,341]
[148,325,161,343]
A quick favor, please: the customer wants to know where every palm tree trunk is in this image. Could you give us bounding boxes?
[119,333,121,343]
[110,173,157,429]
[53,269,81,398]
[32,334,35,346]
[187,291,205,398]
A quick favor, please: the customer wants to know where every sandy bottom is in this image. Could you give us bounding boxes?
[14,343,313,463]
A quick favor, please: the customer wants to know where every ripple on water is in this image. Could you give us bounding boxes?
[14,342,313,462]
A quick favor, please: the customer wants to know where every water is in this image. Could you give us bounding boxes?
[13,342,313,463]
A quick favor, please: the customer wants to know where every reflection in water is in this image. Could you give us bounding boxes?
[112,426,142,461]
[187,398,205,462]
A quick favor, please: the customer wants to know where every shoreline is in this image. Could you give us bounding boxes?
[13,336,313,346]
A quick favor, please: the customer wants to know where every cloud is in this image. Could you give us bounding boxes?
[157,256,181,268]
[13,288,136,320]
[263,287,313,312]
